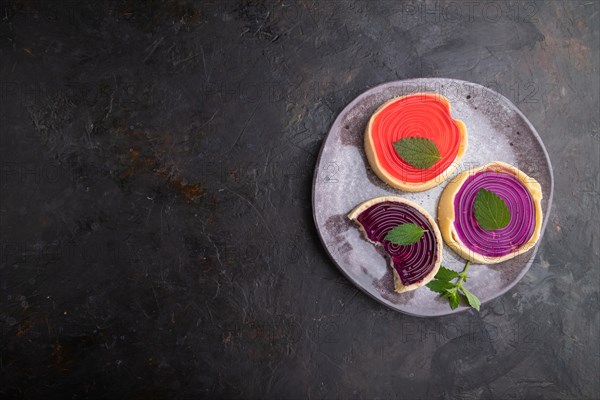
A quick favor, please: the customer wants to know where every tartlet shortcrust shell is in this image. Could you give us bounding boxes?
[348,196,444,292]
[437,161,543,264]
[365,93,468,192]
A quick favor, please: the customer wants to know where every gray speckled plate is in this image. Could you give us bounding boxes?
[312,78,553,317]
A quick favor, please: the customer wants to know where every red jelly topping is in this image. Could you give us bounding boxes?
[370,93,463,183]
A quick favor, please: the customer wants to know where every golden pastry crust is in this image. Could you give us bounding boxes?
[348,196,443,293]
[437,161,543,264]
[364,93,468,192]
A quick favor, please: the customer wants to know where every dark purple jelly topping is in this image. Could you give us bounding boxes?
[357,201,438,285]
[453,169,536,257]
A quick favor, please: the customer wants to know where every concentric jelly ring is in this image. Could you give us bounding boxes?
[370,94,463,183]
[453,170,536,257]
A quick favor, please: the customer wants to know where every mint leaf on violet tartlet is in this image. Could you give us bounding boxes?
[473,188,511,230]
[384,223,427,245]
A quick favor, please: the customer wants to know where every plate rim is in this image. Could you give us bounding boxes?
[311,78,554,317]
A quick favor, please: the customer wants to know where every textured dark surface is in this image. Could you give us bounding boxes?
[0,1,598,399]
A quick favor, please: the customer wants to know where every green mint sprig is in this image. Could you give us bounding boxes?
[392,137,441,169]
[426,261,481,311]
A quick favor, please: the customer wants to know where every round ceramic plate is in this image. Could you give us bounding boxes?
[312,78,553,317]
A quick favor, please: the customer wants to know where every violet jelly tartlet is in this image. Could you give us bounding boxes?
[348,196,443,292]
[438,161,543,264]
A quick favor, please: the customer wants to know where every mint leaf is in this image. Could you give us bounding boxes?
[384,223,426,245]
[460,287,481,311]
[392,137,441,169]
[434,266,460,281]
[448,292,461,309]
[442,290,460,309]
[474,188,511,230]
[426,279,455,293]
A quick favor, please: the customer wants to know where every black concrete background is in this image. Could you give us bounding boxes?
[0,0,598,399]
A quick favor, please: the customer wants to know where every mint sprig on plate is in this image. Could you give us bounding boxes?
[426,261,481,311]
[474,188,511,230]
[392,137,441,169]
[384,223,426,245]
